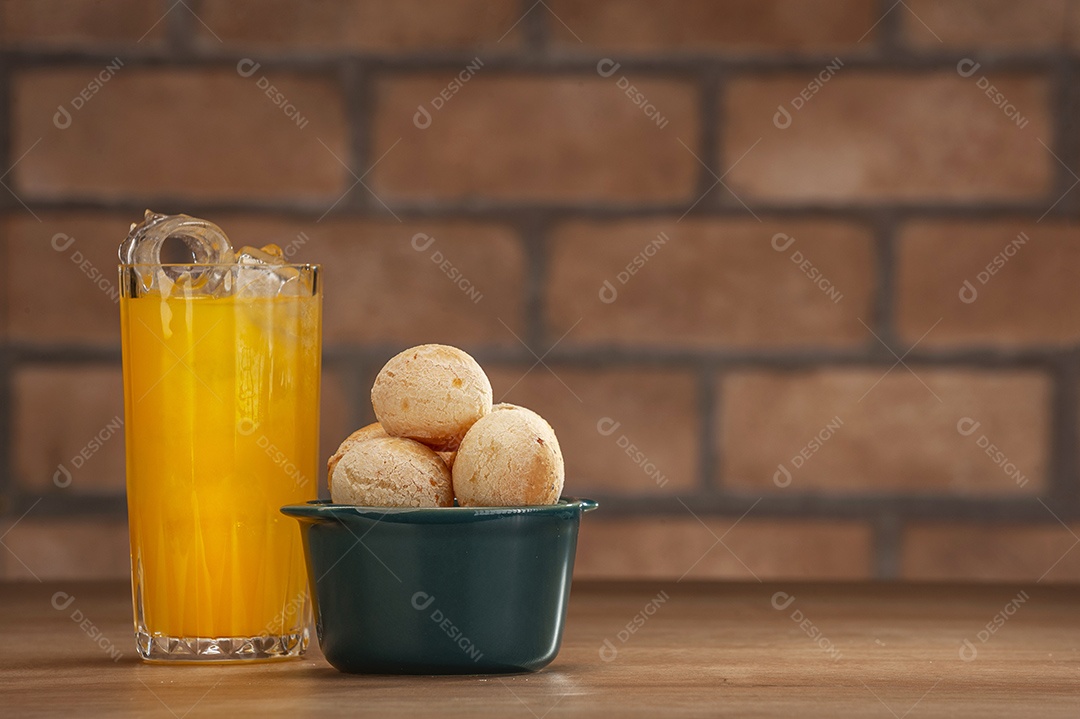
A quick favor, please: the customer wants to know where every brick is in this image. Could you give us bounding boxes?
[14,366,126,494]
[725,73,1052,202]
[575,517,872,580]
[12,69,347,202]
[1,518,130,580]
[0,0,164,48]
[721,370,1049,494]
[218,217,526,345]
[371,76,698,202]
[897,221,1080,346]
[197,0,523,51]
[547,219,874,348]
[486,366,699,494]
[902,523,1080,582]
[548,0,878,52]
[3,214,125,343]
[901,0,1074,50]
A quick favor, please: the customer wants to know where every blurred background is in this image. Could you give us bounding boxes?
[1,0,1078,583]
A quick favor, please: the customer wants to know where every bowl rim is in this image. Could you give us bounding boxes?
[281,497,598,523]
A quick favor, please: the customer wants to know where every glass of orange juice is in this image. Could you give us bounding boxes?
[119,261,321,662]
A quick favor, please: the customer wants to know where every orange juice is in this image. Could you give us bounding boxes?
[120,271,320,660]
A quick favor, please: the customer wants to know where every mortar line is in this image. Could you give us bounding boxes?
[1032,57,1079,506]
[165,0,196,55]
[0,343,12,520]
[15,198,1077,223]
[1050,56,1080,218]
[520,0,549,54]
[0,53,12,213]
[324,352,369,500]
[696,64,723,210]
[0,49,1064,73]
[874,0,905,56]
[872,511,902,580]
[695,63,721,212]
[345,356,370,432]
[321,351,361,432]
[0,63,11,191]
[341,58,371,213]
[353,354,379,428]
[1048,352,1080,508]
[1048,59,1080,508]
[11,342,1080,369]
[21,491,1080,522]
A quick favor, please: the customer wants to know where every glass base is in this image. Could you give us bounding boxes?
[136,629,309,663]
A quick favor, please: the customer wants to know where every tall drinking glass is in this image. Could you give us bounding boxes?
[119,263,321,662]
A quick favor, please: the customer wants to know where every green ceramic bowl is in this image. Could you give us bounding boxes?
[280,497,598,675]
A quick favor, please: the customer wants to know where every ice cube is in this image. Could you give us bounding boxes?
[258,243,285,259]
[237,245,290,267]
[119,210,234,295]
[276,275,309,297]
[235,245,302,298]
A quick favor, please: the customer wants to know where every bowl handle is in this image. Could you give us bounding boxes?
[280,504,326,524]
[578,498,599,513]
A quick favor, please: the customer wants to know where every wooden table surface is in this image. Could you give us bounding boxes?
[2,581,1079,717]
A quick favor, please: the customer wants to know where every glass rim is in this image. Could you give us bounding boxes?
[119,262,320,270]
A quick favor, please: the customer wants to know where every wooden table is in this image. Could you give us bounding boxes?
[2,581,1078,717]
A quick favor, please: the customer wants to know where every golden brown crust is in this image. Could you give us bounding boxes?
[326,422,388,490]
[371,344,492,451]
[452,406,564,507]
[330,436,453,508]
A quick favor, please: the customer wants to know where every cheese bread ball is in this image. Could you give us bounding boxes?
[371,344,492,451]
[452,406,564,507]
[326,422,389,489]
[331,436,453,507]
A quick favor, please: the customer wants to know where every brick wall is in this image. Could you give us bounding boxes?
[2,0,1079,583]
